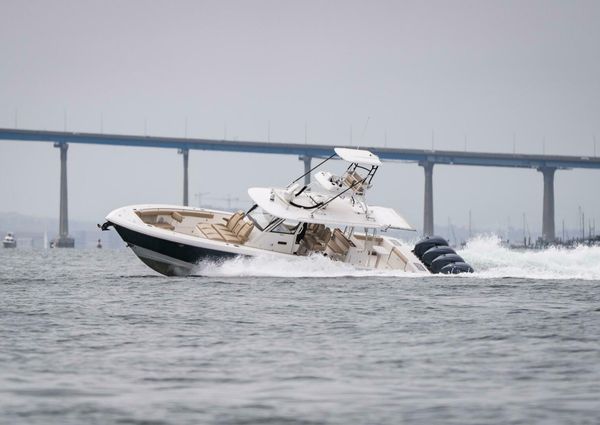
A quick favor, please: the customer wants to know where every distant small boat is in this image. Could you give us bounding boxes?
[3,232,17,248]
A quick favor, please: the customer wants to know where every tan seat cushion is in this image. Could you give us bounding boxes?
[184,210,214,219]
[307,223,319,232]
[171,211,184,223]
[237,222,254,243]
[319,227,332,244]
[213,225,241,243]
[304,234,325,251]
[136,210,159,217]
[232,219,245,234]
[153,222,175,231]
[226,212,244,232]
[197,223,214,231]
[212,223,228,233]
[328,229,351,255]
[328,240,345,255]
[344,171,366,194]
[195,215,252,244]
[196,224,224,241]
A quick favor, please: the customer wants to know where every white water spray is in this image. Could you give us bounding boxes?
[459,235,600,280]
[193,235,600,280]
[194,254,411,278]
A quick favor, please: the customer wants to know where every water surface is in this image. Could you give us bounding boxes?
[1,239,599,424]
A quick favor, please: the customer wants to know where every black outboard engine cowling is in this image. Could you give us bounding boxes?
[413,236,449,258]
[422,246,456,266]
[440,262,474,274]
[413,235,474,274]
[430,253,465,274]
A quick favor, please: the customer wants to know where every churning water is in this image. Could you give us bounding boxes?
[1,236,599,424]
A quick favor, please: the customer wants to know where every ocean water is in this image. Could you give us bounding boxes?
[1,236,599,425]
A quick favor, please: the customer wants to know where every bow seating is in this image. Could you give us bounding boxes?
[196,211,254,244]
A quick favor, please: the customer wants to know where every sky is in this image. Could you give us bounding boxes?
[0,0,599,237]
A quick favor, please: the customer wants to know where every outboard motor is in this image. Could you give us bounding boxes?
[413,235,474,274]
[413,236,448,258]
[422,246,456,266]
[430,253,465,274]
[440,262,474,274]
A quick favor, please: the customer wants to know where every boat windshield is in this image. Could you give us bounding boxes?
[246,204,276,231]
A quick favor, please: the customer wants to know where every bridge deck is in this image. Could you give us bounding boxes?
[1,128,600,170]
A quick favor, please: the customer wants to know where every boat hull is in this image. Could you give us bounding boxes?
[103,204,436,277]
[113,224,236,276]
[3,241,16,248]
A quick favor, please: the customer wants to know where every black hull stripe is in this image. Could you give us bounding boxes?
[113,224,237,264]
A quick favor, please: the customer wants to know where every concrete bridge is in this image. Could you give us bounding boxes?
[2,128,599,246]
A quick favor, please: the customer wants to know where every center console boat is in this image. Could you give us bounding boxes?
[101,148,473,276]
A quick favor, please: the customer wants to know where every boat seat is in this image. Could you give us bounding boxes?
[215,211,244,233]
[135,211,158,224]
[213,216,246,243]
[153,222,175,231]
[301,226,331,252]
[303,234,325,252]
[327,229,351,257]
[213,226,242,243]
[197,219,223,239]
[305,224,325,239]
[344,170,366,194]
[197,222,215,232]
[201,214,245,243]
[228,210,245,224]
[196,224,225,241]
[317,226,332,244]
[136,210,159,217]
[237,222,254,243]
[317,228,333,248]
[307,223,322,233]
[196,217,254,244]
[171,211,184,223]
[182,210,214,219]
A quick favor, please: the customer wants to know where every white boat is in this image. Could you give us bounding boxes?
[3,232,17,248]
[101,148,473,276]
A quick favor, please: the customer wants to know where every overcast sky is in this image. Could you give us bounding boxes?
[1,0,599,236]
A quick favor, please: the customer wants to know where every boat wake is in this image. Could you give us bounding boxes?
[194,254,403,278]
[459,235,600,281]
[193,235,600,280]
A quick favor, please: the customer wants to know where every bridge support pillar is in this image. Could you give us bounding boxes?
[53,142,74,248]
[179,148,189,206]
[299,155,312,185]
[538,167,556,242]
[420,161,434,236]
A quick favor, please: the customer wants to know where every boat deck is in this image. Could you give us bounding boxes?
[135,208,255,245]
[132,207,424,272]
